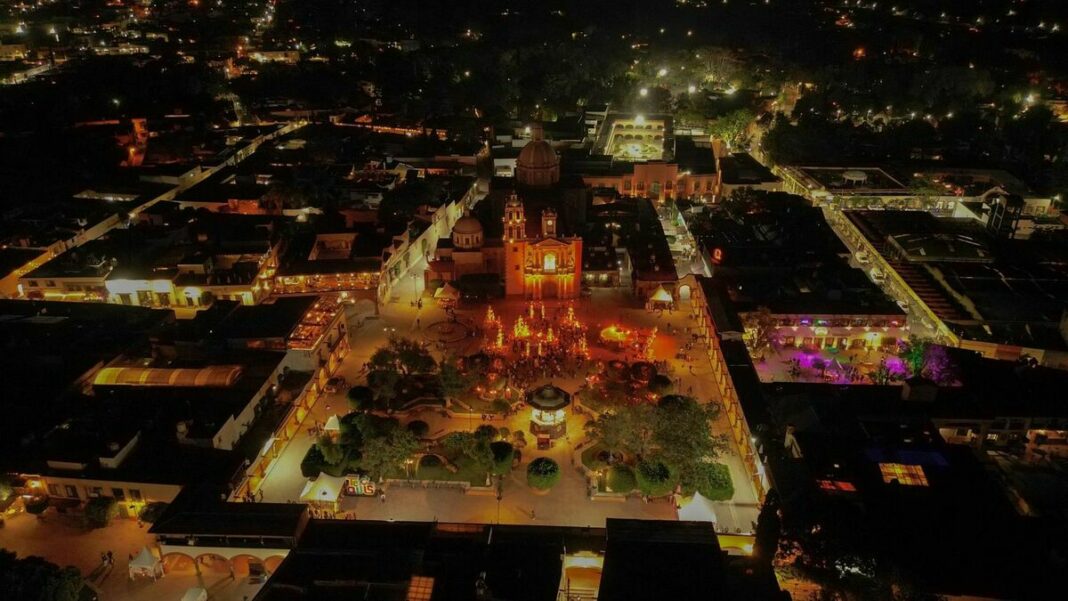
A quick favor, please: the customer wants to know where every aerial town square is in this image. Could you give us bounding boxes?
[2,1,1068,600]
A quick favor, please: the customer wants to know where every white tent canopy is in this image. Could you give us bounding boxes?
[434,282,460,300]
[300,474,346,505]
[676,491,719,524]
[128,546,163,580]
[324,414,340,432]
[649,285,673,304]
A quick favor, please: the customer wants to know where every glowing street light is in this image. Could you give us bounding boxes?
[657,67,667,77]
[639,87,648,97]
[688,84,697,94]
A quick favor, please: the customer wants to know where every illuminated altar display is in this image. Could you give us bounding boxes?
[526,383,572,439]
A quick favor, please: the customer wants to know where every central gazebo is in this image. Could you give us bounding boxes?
[526,383,572,440]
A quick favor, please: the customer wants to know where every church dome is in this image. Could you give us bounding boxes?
[453,215,483,235]
[516,139,560,187]
[452,215,484,249]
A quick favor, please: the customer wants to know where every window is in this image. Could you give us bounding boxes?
[46,280,56,287]
[48,484,60,496]
[88,486,103,498]
[543,254,557,272]
[130,489,142,501]
[112,488,126,501]
[879,463,928,486]
[157,292,170,307]
[407,576,435,601]
[65,485,78,498]
[119,293,132,305]
[28,280,38,287]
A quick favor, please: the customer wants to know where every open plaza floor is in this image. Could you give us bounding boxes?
[254,283,761,534]
[0,512,263,601]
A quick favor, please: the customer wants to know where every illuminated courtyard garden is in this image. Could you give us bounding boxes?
[255,290,761,532]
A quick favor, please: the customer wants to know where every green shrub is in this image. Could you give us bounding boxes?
[347,386,375,411]
[138,502,168,524]
[636,459,675,497]
[406,420,430,438]
[606,465,637,493]
[526,457,561,490]
[647,374,674,395]
[24,497,49,515]
[85,496,119,528]
[341,412,400,439]
[474,424,497,441]
[318,436,346,465]
[419,454,443,468]
[489,441,515,475]
[300,444,358,478]
[691,463,735,501]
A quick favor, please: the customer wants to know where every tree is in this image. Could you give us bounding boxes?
[368,369,399,407]
[708,108,755,146]
[369,346,400,373]
[347,386,375,412]
[393,338,436,374]
[647,374,674,396]
[438,357,472,400]
[406,420,429,438]
[898,338,931,377]
[585,404,656,458]
[441,431,494,475]
[138,502,169,524]
[474,424,498,441]
[0,550,83,601]
[753,491,781,564]
[635,459,674,496]
[370,337,435,376]
[360,430,420,480]
[489,441,515,475]
[654,396,725,490]
[84,496,118,528]
[317,435,346,466]
[0,475,13,502]
[526,457,561,490]
[743,306,779,358]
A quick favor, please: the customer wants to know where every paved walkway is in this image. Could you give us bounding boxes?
[256,285,761,532]
[0,513,263,601]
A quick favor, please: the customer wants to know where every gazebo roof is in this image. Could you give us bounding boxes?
[526,383,571,411]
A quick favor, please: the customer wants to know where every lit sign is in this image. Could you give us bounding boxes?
[345,475,377,496]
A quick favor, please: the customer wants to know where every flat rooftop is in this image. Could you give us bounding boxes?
[788,166,908,195]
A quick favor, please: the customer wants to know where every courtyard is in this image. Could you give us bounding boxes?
[253,284,761,534]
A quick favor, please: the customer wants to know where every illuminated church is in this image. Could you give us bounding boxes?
[426,131,583,299]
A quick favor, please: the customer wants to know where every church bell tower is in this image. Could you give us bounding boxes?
[503,192,526,242]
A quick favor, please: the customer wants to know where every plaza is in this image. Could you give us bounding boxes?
[252,283,761,534]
